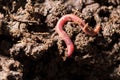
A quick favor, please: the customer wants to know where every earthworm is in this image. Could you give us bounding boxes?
[55,14,100,57]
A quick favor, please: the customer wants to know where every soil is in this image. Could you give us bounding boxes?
[0,0,120,80]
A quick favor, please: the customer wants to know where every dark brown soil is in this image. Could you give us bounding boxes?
[0,0,120,80]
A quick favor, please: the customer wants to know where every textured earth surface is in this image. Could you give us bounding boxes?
[0,0,120,80]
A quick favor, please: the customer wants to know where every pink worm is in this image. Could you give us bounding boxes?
[55,14,100,57]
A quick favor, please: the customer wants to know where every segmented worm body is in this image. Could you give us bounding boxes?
[55,14,100,57]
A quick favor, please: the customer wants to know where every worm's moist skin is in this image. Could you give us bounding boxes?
[55,14,100,57]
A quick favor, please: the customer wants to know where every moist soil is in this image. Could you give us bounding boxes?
[0,0,120,80]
